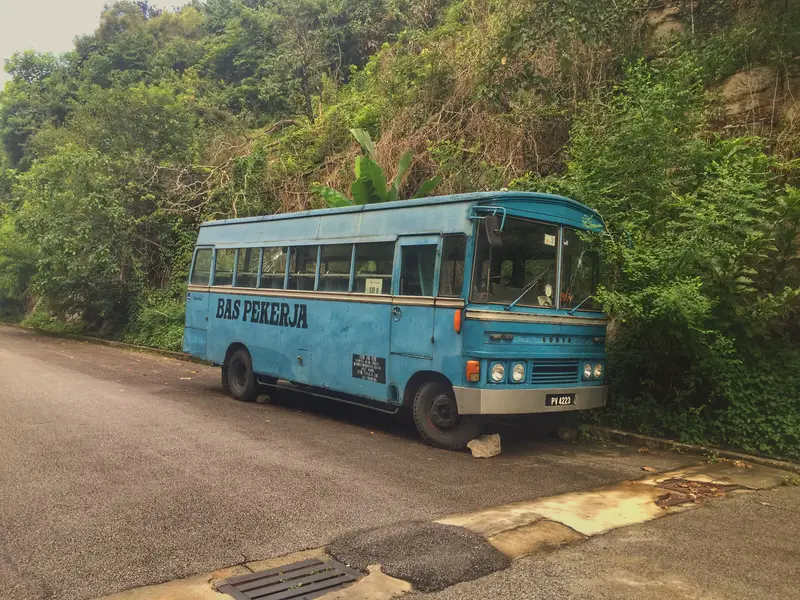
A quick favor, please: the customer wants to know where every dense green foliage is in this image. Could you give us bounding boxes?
[1,0,798,456]
[517,56,800,457]
[313,128,442,206]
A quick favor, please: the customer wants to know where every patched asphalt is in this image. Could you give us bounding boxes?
[0,325,689,600]
[329,521,511,591]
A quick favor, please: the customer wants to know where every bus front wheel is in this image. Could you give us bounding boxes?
[412,381,482,450]
[225,348,259,402]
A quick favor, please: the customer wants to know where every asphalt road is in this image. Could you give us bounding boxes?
[414,485,800,600]
[0,325,688,600]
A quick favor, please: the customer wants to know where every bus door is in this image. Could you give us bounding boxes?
[390,236,439,361]
[184,246,213,357]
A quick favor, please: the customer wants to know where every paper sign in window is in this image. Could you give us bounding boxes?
[364,278,383,294]
[544,234,556,246]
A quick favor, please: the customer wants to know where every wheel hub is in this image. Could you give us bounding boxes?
[429,394,459,430]
[232,360,247,390]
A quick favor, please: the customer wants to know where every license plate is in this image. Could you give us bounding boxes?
[545,393,576,407]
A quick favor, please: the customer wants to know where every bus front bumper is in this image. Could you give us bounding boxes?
[452,385,608,415]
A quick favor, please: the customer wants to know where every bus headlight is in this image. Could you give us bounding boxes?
[491,363,505,382]
[582,363,592,381]
[593,363,604,380]
[511,363,525,383]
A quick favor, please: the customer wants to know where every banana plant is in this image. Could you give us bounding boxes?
[312,129,442,207]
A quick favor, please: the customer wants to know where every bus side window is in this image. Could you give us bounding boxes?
[288,246,318,290]
[400,245,437,296]
[438,234,466,297]
[190,248,213,286]
[235,248,260,288]
[354,242,394,294]
[318,244,353,292]
[213,249,235,286]
[260,247,287,289]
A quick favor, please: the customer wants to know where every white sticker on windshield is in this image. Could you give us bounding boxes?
[544,234,556,246]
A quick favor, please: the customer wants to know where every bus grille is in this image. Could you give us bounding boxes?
[530,359,579,385]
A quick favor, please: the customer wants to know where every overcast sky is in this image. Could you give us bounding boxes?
[0,0,187,85]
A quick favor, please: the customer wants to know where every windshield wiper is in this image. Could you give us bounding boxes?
[504,267,551,311]
[567,295,593,315]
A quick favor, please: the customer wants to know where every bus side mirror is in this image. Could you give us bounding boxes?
[485,215,503,247]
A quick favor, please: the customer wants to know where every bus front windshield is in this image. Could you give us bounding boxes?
[471,217,600,310]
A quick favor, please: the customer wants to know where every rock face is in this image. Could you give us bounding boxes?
[467,433,501,458]
[721,65,779,120]
[644,4,684,41]
[782,92,800,123]
[719,67,800,126]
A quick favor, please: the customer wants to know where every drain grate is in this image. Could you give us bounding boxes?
[216,557,362,600]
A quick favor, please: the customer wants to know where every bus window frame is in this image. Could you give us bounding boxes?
[317,243,355,293]
[392,235,441,298]
[559,226,603,313]
[199,233,472,300]
[285,244,320,291]
[189,246,214,286]
[469,217,564,310]
[438,233,468,298]
[232,247,262,289]
[348,244,357,292]
[353,241,396,295]
[212,247,237,287]
[257,246,290,290]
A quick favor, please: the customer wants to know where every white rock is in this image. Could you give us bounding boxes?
[467,434,501,458]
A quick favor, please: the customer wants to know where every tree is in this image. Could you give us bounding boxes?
[313,129,442,206]
[15,147,142,330]
[0,51,74,168]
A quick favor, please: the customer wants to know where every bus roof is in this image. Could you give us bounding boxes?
[200,191,603,229]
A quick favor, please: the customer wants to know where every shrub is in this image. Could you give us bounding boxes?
[21,305,85,335]
[123,291,186,351]
[551,57,800,458]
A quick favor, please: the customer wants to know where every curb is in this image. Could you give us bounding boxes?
[90,459,798,600]
[586,425,800,474]
[0,322,213,366]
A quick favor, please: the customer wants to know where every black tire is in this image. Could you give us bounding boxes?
[226,348,259,402]
[412,381,483,450]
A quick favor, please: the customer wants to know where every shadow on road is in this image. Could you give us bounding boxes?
[257,383,570,454]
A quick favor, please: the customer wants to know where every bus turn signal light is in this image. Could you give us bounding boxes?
[466,360,480,382]
[453,309,463,333]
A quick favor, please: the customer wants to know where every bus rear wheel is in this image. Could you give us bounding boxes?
[412,381,482,450]
[226,348,259,402]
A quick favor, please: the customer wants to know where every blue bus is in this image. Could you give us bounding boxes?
[183,191,607,449]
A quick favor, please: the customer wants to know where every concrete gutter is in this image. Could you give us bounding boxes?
[92,460,797,600]
[436,460,795,561]
[586,425,800,474]
[93,547,410,600]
